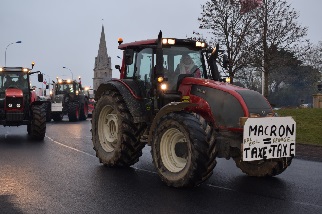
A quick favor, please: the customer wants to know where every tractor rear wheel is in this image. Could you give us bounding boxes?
[151,112,217,187]
[92,90,145,167]
[233,156,293,177]
[68,102,79,122]
[79,101,88,121]
[30,104,46,140]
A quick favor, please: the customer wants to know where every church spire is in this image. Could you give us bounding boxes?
[93,25,112,92]
[95,25,110,70]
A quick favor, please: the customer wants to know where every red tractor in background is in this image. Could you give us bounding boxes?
[92,31,296,187]
[0,64,47,140]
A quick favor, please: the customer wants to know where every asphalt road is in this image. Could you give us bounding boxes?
[0,118,321,214]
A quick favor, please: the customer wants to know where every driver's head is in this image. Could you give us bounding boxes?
[181,54,193,65]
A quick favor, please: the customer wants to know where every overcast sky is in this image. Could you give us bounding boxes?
[1,0,321,88]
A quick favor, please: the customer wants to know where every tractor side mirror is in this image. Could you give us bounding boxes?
[46,84,49,89]
[115,65,121,72]
[223,54,229,69]
[38,73,43,82]
[124,49,134,65]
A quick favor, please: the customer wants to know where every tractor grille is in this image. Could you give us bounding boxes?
[6,112,25,121]
[6,97,23,109]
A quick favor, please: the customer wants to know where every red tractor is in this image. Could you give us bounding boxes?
[0,64,47,140]
[92,31,296,187]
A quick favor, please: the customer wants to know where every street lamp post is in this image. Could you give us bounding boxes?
[63,66,73,80]
[5,41,22,66]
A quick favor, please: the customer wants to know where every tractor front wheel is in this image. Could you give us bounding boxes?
[79,101,88,121]
[151,112,216,187]
[92,90,145,167]
[68,102,79,122]
[30,104,46,140]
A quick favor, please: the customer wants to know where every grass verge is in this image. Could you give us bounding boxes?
[275,108,322,146]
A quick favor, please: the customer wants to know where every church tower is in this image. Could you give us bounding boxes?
[93,25,112,93]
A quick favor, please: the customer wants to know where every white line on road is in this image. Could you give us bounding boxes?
[45,134,96,158]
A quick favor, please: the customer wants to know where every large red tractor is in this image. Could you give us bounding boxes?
[92,31,296,187]
[0,64,47,140]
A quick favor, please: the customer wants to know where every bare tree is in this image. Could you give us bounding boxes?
[252,0,307,97]
[299,41,322,81]
[197,0,307,97]
[197,0,258,84]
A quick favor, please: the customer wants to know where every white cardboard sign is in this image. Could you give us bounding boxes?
[243,117,296,161]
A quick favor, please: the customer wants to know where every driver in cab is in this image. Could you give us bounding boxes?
[3,75,15,88]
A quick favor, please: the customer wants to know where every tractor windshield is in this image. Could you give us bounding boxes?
[0,72,29,92]
[125,46,206,82]
[56,83,74,94]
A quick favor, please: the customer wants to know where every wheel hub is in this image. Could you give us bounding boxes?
[98,105,118,152]
[160,128,188,173]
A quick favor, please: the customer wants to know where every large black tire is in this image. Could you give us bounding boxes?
[91,90,145,167]
[43,102,51,122]
[151,112,217,187]
[52,112,64,121]
[79,101,88,121]
[233,155,293,177]
[30,104,46,140]
[68,102,79,122]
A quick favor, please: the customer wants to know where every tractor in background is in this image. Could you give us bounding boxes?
[47,78,88,122]
[0,64,47,140]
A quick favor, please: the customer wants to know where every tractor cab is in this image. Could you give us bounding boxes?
[55,79,80,95]
[115,31,222,111]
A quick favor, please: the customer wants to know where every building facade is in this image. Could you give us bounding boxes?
[93,25,112,93]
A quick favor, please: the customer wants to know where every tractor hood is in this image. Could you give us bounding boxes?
[5,88,23,98]
[181,77,273,129]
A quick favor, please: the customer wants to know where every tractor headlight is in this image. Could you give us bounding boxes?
[196,41,206,48]
[8,103,12,108]
[160,83,167,90]
[0,67,3,72]
[162,38,175,45]
[17,104,21,108]
[157,77,164,83]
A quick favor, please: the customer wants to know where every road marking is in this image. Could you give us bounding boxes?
[45,134,96,158]
[44,135,322,208]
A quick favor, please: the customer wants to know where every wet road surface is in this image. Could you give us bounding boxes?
[0,118,321,213]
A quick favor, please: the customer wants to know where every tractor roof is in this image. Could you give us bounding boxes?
[118,38,208,50]
[0,67,31,72]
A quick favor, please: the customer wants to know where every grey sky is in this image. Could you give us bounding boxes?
[1,0,321,88]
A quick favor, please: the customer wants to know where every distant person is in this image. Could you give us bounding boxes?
[175,54,201,78]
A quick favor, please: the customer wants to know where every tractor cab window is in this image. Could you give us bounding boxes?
[57,83,74,94]
[75,83,79,92]
[1,73,29,92]
[136,48,153,82]
[125,48,153,83]
[163,46,204,78]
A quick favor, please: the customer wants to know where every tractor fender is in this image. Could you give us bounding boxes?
[95,81,147,123]
[147,102,198,145]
